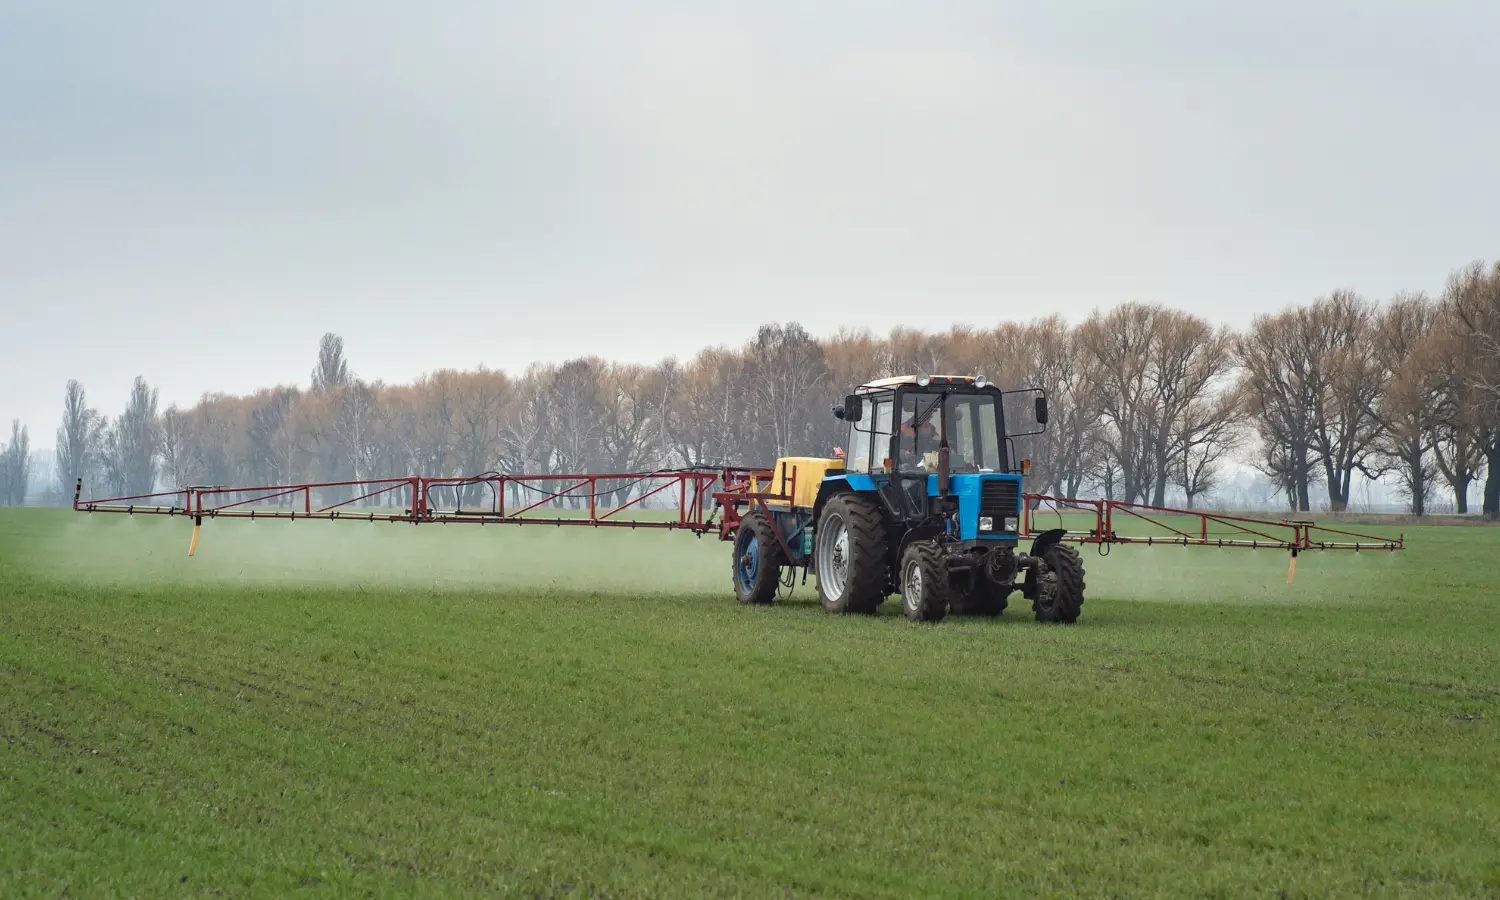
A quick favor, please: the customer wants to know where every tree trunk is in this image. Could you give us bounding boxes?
[1151,448,1169,507]
[1485,443,1500,521]
[1324,459,1350,512]
[1410,450,1425,516]
[1453,475,1471,515]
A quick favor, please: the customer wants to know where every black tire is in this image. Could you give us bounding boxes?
[950,571,1010,617]
[815,493,888,614]
[731,509,784,605]
[899,542,950,622]
[1031,543,1085,623]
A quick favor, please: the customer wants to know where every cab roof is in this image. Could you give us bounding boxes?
[856,374,981,392]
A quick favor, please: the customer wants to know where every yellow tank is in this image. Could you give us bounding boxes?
[763,456,844,510]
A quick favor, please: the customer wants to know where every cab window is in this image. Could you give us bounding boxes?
[871,399,893,473]
[845,411,871,474]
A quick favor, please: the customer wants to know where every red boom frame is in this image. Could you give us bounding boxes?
[72,467,1405,554]
[1021,494,1404,553]
[73,470,734,533]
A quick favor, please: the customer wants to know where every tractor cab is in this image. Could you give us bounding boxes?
[831,374,1046,543]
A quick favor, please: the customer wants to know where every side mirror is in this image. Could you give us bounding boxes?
[1034,396,1049,425]
[843,394,863,423]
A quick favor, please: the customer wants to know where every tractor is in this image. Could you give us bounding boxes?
[730,373,1085,623]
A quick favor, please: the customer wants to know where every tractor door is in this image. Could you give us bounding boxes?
[845,398,875,474]
[857,395,908,518]
[889,391,940,520]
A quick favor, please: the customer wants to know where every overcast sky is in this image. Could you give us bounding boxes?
[3,0,1498,448]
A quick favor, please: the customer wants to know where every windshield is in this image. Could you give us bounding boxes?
[896,391,1004,474]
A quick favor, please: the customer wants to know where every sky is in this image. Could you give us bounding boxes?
[3,0,1499,449]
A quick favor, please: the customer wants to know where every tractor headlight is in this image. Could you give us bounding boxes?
[979,516,993,532]
[1003,517,1019,532]
[916,371,931,387]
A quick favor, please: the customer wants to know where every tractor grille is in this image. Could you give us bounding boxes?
[980,479,1021,522]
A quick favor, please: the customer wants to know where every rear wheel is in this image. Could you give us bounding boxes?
[900,542,950,622]
[732,510,783,605]
[1031,543,1085,623]
[815,493,887,614]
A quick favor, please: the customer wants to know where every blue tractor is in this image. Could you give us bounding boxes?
[730,373,1086,623]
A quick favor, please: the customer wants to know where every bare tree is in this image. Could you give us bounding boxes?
[311,332,351,393]
[0,420,32,506]
[1367,293,1441,514]
[186,394,247,490]
[502,364,552,476]
[156,404,200,491]
[592,363,669,505]
[449,368,510,505]
[1425,326,1487,513]
[1445,259,1500,519]
[1075,304,1160,504]
[111,376,160,496]
[332,380,382,491]
[546,358,605,506]
[1077,304,1231,505]
[665,347,751,468]
[887,326,950,379]
[1151,313,1237,505]
[55,380,105,500]
[1175,386,1243,509]
[1039,320,1105,500]
[242,386,308,494]
[600,364,664,465]
[1304,291,1385,511]
[1236,310,1320,511]
[407,371,459,480]
[1236,294,1384,513]
[747,322,829,460]
[976,315,1101,499]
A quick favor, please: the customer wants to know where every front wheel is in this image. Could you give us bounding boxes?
[1031,543,1085,623]
[900,543,950,622]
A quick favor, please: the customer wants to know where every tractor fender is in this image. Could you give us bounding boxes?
[1028,528,1068,559]
[811,477,853,525]
[893,524,944,570]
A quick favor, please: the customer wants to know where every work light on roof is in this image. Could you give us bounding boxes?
[974,374,988,388]
[916,371,931,387]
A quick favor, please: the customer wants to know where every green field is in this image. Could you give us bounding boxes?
[3,508,1498,897]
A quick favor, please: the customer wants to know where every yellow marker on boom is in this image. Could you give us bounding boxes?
[188,519,201,557]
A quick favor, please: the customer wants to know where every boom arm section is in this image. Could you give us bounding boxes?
[1021,494,1404,553]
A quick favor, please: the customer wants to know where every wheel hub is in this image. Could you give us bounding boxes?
[817,514,850,598]
[905,565,922,610]
[1035,565,1058,610]
[736,531,759,591]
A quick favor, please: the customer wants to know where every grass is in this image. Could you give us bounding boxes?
[2,507,1498,897]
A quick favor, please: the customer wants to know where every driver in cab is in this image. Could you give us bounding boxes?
[899,415,939,470]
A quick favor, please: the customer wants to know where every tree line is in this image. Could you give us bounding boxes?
[12,258,1500,518]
